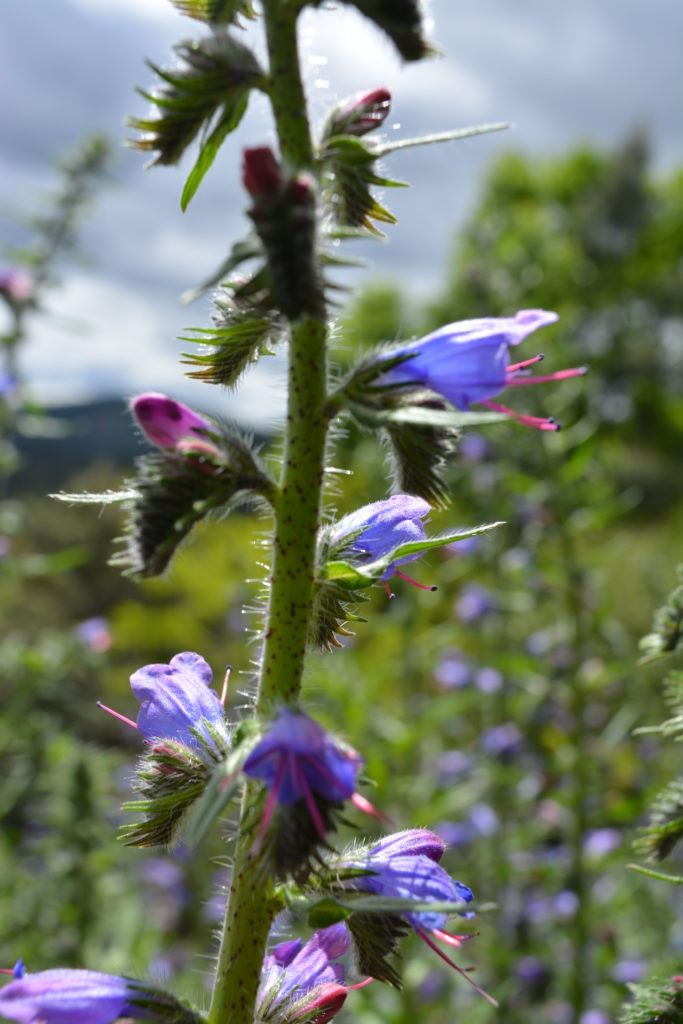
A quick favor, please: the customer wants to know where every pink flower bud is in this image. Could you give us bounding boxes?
[0,267,35,303]
[297,982,348,1024]
[131,393,212,450]
[331,88,391,137]
[242,146,283,199]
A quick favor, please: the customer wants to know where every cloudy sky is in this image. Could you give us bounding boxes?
[1,0,681,426]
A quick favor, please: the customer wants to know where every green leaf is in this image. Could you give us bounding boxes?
[51,489,138,504]
[322,521,504,588]
[181,93,249,210]
[372,122,511,157]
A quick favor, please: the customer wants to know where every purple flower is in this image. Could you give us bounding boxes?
[474,667,503,693]
[326,87,391,137]
[455,583,493,622]
[345,830,472,933]
[74,617,112,653]
[130,652,227,751]
[332,495,435,591]
[0,267,34,303]
[435,750,472,785]
[257,925,355,1024]
[98,652,229,756]
[243,708,362,839]
[433,649,471,690]
[481,722,522,758]
[583,828,621,859]
[376,309,587,431]
[0,968,148,1024]
[0,372,18,398]
[131,393,216,454]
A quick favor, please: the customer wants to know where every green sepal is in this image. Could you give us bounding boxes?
[110,428,274,579]
[318,135,406,236]
[128,31,264,177]
[618,976,683,1024]
[321,522,504,590]
[633,777,683,862]
[182,270,285,388]
[126,982,207,1024]
[120,727,229,848]
[167,0,256,24]
[182,727,262,848]
[639,565,683,661]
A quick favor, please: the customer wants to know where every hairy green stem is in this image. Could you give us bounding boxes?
[209,5,328,1023]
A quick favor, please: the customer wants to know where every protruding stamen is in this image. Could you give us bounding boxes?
[220,665,232,707]
[96,701,138,730]
[257,756,286,845]
[348,978,374,992]
[383,581,395,599]
[295,759,328,839]
[507,365,588,386]
[507,353,544,373]
[417,930,498,1007]
[481,400,560,432]
[433,928,470,948]
[351,791,393,824]
[395,570,437,592]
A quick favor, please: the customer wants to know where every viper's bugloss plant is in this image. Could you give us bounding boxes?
[21,2,598,1024]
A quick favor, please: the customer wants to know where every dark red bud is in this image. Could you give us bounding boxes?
[332,88,391,137]
[242,146,283,199]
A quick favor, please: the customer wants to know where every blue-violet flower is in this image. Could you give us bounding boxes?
[376,309,586,431]
[98,652,229,756]
[0,966,153,1024]
[257,924,360,1024]
[243,708,365,842]
[332,494,436,595]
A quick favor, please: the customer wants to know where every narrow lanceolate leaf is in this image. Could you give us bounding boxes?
[286,890,481,919]
[168,0,257,24]
[181,92,249,210]
[181,235,263,304]
[321,522,504,589]
[351,403,509,429]
[371,122,511,158]
[128,31,264,185]
[345,0,433,62]
[182,737,260,848]
[51,489,139,504]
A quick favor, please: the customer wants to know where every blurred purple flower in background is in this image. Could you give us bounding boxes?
[611,960,647,984]
[455,583,493,622]
[482,722,522,758]
[583,828,621,859]
[579,1011,611,1024]
[433,648,471,689]
[474,667,503,693]
[0,372,18,398]
[74,616,112,653]
[0,267,35,303]
[436,750,472,784]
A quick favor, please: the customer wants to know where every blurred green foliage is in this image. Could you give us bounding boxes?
[2,136,683,1023]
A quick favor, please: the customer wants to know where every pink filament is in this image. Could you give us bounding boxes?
[351,791,392,824]
[432,928,469,948]
[220,665,232,706]
[416,930,498,1007]
[481,399,559,432]
[96,701,138,730]
[394,570,437,592]
[258,755,286,844]
[294,758,328,839]
[347,978,374,992]
[507,366,587,386]
[383,581,395,598]
[507,353,544,372]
